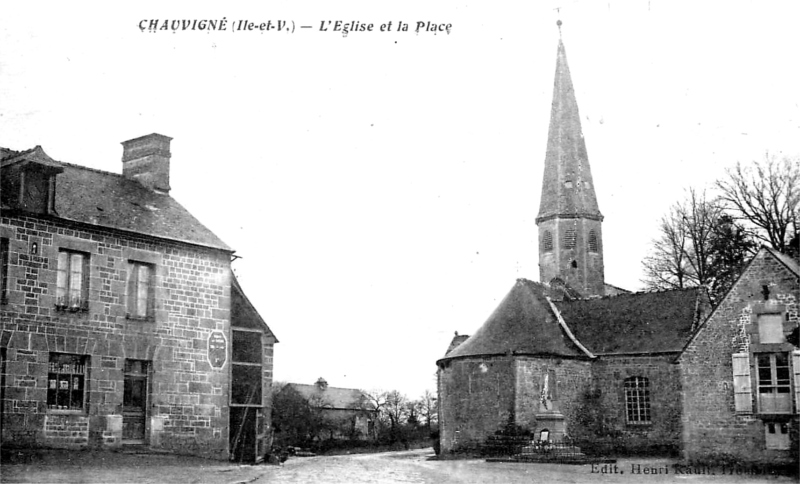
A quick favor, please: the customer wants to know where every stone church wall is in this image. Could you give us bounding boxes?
[588,355,683,455]
[514,357,591,436]
[1,214,232,458]
[680,251,799,466]
[437,356,516,455]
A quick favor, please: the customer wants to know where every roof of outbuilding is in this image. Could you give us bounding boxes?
[439,279,587,362]
[1,147,231,251]
[284,383,371,410]
[554,287,707,354]
[231,273,277,341]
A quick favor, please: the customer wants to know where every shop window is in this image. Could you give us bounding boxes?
[56,250,89,311]
[48,353,88,411]
[757,353,791,413]
[127,261,154,319]
[624,376,651,424]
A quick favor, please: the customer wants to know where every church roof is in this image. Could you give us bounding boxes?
[553,287,708,355]
[536,39,602,223]
[439,279,588,362]
[1,147,231,251]
[441,280,709,362]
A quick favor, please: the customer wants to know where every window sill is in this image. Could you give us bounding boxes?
[126,315,155,323]
[47,409,86,415]
[757,413,793,421]
[54,306,88,313]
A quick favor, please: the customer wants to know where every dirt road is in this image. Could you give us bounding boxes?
[2,448,794,484]
[256,450,794,484]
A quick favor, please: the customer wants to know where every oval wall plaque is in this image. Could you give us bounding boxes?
[208,331,227,368]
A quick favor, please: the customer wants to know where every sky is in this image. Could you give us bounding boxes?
[2,1,800,399]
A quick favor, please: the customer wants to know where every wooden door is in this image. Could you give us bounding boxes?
[123,360,149,443]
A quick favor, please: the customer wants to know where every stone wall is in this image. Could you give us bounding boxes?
[588,354,683,455]
[680,250,799,465]
[1,213,232,458]
[437,356,516,455]
[514,357,591,437]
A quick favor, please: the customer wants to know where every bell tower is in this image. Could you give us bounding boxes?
[536,25,605,297]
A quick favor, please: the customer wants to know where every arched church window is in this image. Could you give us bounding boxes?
[624,377,651,425]
[563,229,576,249]
[542,231,553,252]
[588,230,598,253]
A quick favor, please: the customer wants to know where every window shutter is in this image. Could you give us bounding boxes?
[732,352,752,413]
[792,350,800,414]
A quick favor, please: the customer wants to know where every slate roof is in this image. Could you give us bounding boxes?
[537,39,602,223]
[1,147,231,251]
[440,278,707,362]
[445,334,470,356]
[439,279,587,362]
[554,287,707,355]
[285,383,371,411]
[231,273,277,341]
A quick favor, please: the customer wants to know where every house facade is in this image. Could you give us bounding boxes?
[0,134,276,461]
[680,248,799,466]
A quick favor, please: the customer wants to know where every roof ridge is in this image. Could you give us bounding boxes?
[289,383,363,392]
[59,160,127,179]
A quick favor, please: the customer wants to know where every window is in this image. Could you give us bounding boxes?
[542,231,553,252]
[588,230,598,253]
[624,377,651,424]
[127,261,154,319]
[563,229,576,249]
[48,353,88,411]
[0,238,8,304]
[765,422,790,450]
[56,250,89,311]
[758,314,784,344]
[757,353,791,413]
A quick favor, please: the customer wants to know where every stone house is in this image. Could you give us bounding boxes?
[436,31,799,465]
[0,133,277,462]
[679,247,799,466]
[277,378,376,441]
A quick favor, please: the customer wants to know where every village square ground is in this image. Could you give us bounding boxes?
[1,448,795,484]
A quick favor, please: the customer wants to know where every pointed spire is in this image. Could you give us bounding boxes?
[536,32,602,223]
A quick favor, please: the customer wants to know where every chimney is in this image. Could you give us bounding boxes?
[121,133,173,193]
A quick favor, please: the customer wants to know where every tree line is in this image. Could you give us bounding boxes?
[642,154,799,304]
[271,384,438,452]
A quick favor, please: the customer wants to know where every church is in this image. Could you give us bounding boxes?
[436,29,799,467]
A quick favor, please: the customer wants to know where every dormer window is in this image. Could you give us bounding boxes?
[20,168,52,214]
[0,146,63,214]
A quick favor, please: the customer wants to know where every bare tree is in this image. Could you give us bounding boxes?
[642,189,718,290]
[417,389,438,433]
[716,155,800,254]
[642,188,755,303]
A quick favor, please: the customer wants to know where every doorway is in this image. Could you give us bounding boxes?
[123,359,149,444]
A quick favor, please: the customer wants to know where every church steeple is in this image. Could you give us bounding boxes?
[536,27,605,297]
